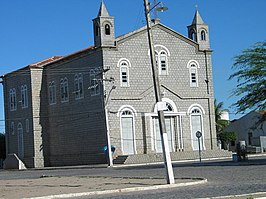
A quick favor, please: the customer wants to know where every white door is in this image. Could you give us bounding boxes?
[154,117,175,153]
[121,117,135,155]
[191,115,203,151]
[17,123,24,159]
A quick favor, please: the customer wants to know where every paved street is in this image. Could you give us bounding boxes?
[0,155,266,198]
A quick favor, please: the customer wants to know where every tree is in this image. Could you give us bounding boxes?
[229,41,266,113]
[220,131,237,150]
[214,99,229,136]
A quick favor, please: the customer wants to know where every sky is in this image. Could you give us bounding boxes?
[0,0,265,133]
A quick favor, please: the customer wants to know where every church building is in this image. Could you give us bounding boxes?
[1,2,222,168]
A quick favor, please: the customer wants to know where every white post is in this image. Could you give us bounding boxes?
[105,108,113,167]
[144,0,175,184]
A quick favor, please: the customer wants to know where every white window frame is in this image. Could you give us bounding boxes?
[60,77,69,103]
[158,50,168,75]
[21,85,28,108]
[74,73,84,100]
[49,81,56,105]
[187,60,200,88]
[9,88,17,111]
[90,69,100,96]
[118,59,131,87]
[188,104,205,151]
[117,106,137,155]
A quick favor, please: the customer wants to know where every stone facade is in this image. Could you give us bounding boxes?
[1,2,217,168]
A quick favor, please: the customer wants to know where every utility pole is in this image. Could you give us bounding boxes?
[143,0,175,184]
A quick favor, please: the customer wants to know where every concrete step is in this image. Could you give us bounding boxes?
[114,150,232,165]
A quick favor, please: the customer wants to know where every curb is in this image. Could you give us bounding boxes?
[23,178,207,199]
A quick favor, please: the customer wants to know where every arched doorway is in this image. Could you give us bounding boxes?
[190,107,204,151]
[120,109,136,155]
[153,99,177,153]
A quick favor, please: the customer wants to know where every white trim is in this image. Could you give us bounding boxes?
[148,44,170,56]
[187,60,200,68]
[187,104,205,115]
[189,105,206,151]
[153,98,178,113]
[119,107,137,155]
[117,58,131,68]
[117,105,137,117]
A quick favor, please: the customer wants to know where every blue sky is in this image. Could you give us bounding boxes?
[0,0,265,133]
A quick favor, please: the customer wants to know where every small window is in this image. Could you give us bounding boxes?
[60,77,69,103]
[21,85,28,108]
[201,30,206,41]
[105,24,111,35]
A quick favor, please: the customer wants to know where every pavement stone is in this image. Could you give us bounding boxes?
[0,175,206,199]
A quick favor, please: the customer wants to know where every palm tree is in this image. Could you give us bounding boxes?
[214,99,229,137]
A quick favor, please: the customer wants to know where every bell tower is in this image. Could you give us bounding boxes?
[93,1,115,48]
[187,9,210,50]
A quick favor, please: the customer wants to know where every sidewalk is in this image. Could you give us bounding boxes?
[0,175,206,199]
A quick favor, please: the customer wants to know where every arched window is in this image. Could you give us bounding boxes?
[118,59,131,87]
[49,81,56,105]
[60,77,69,102]
[74,73,84,99]
[190,31,197,42]
[159,51,168,75]
[9,88,17,111]
[187,61,199,87]
[90,69,99,96]
[21,85,28,108]
[151,45,170,76]
[105,24,111,35]
[201,30,206,41]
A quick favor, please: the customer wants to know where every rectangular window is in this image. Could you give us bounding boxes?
[121,67,129,87]
[190,68,198,87]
